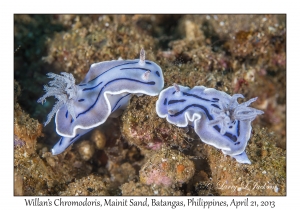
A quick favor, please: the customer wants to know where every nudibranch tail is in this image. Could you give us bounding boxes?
[51,128,92,155]
[231,151,251,164]
[156,84,264,164]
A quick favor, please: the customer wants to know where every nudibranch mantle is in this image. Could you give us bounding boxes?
[156,84,264,164]
[38,49,164,155]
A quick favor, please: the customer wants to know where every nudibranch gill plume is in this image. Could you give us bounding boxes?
[156,84,264,164]
[38,49,164,155]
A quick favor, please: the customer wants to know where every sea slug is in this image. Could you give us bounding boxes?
[38,49,164,155]
[156,84,264,164]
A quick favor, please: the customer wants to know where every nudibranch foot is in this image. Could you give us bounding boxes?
[156,85,264,164]
[52,128,92,155]
[230,151,251,164]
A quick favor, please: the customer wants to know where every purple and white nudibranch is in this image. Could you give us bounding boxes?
[156,84,264,164]
[38,49,164,155]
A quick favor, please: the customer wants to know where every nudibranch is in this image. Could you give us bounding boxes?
[38,49,164,155]
[156,84,264,164]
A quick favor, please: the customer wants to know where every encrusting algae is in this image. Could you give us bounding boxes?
[139,148,195,187]
[14,14,285,195]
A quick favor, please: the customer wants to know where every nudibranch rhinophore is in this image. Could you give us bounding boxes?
[38,49,164,155]
[156,84,264,164]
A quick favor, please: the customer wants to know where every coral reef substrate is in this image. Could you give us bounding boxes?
[14,14,286,196]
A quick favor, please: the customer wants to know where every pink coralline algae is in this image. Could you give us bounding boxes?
[139,148,195,187]
[143,169,173,186]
